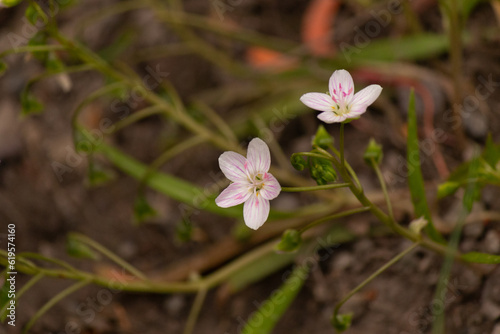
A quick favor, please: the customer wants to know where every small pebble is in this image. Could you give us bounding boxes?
[332,252,354,272]
[463,223,485,239]
[484,230,500,254]
[492,323,500,334]
[164,295,185,316]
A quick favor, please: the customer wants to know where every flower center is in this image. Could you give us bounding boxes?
[331,102,350,116]
[253,173,265,192]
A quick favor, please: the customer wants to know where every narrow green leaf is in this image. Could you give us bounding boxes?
[431,149,481,334]
[343,33,450,65]
[21,89,44,116]
[407,89,445,243]
[483,134,500,168]
[461,251,500,264]
[87,161,116,187]
[133,195,157,225]
[275,229,302,253]
[0,0,23,7]
[66,235,101,260]
[241,264,309,334]
[226,242,296,292]
[96,142,292,219]
[175,218,192,242]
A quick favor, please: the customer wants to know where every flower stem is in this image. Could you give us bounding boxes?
[298,207,370,234]
[69,233,148,281]
[332,242,420,323]
[183,287,208,334]
[371,158,394,221]
[339,122,345,174]
[281,183,350,192]
[23,280,91,334]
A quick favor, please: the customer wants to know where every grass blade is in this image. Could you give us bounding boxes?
[241,264,309,334]
[407,89,445,243]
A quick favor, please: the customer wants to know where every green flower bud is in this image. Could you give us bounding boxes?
[312,125,334,149]
[363,138,383,166]
[275,229,302,253]
[437,181,460,199]
[331,313,353,332]
[290,154,307,171]
[310,157,337,185]
[66,234,100,260]
[133,195,157,225]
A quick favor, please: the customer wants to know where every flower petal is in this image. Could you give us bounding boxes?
[247,138,271,173]
[215,182,252,208]
[219,151,248,182]
[260,172,281,200]
[300,93,336,113]
[329,69,354,104]
[317,111,348,124]
[243,194,270,230]
[350,84,382,115]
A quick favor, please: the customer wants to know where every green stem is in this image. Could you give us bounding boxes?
[194,100,238,144]
[17,252,79,274]
[281,183,350,192]
[138,135,206,193]
[23,280,91,334]
[69,233,148,281]
[320,145,362,190]
[0,273,44,317]
[339,122,345,174]
[110,105,165,134]
[293,152,332,161]
[298,207,370,234]
[371,158,394,221]
[332,242,420,323]
[0,45,65,58]
[183,288,208,334]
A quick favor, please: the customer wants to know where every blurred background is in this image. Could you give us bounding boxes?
[1,0,500,333]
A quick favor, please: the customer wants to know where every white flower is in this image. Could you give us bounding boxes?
[300,69,382,123]
[215,138,281,230]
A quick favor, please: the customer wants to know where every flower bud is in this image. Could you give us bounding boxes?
[363,138,383,166]
[290,154,307,171]
[437,181,460,199]
[310,157,337,185]
[312,125,334,149]
[275,229,302,253]
[331,313,353,332]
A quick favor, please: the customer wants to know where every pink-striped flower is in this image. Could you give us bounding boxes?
[300,69,382,123]
[215,138,281,230]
